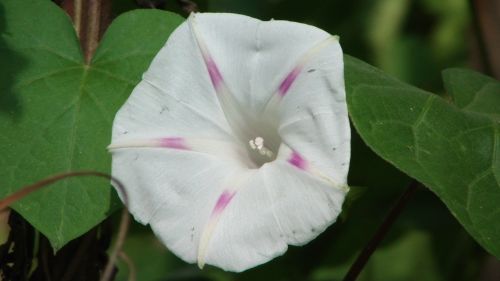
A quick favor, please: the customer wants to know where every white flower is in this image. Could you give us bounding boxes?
[108,13,350,272]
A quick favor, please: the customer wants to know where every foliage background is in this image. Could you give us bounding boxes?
[110,1,492,281]
[1,0,498,280]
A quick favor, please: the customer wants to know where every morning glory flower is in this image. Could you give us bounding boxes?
[108,13,350,272]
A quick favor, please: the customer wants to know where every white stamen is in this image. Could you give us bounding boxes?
[249,136,274,158]
[249,139,256,149]
[254,137,264,150]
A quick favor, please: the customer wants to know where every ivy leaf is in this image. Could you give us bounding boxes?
[0,0,184,249]
[345,55,500,258]
[442,68,500,119]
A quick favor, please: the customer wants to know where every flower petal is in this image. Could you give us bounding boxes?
[145,160,244,264]
[110,148,239,225]
[191,13,336,113]
[200,161,345,271]
[108,136,252,167]
[276,37,350,186]
[188,14,258,143]
[117,18,237,142]
[110,12,350,273]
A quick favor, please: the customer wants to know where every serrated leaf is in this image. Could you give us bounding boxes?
[442,68,500,119]
[0,0,184,249]
[345,55,500,258]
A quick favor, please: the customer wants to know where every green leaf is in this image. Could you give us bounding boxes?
[345,55,500,258]
[442,68,500,119]
[0,0,184,249]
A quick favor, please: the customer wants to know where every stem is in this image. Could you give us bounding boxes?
[119,251,137,281]
[0,172,124,210]
[62,0,112,64]
[101,198,130,281]
[84,0,101,64]
[342,181,419,281]
[177,0,199,13]
[469,0,494,76]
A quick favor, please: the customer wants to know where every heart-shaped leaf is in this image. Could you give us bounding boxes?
[345,55,500,258]
[0,0,183,249]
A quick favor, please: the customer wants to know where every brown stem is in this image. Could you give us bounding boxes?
[119,251,137,281]
[469,0,494,77]
[177,0,198,13]
[61,0,112,64]
[0,171,130,281]
[342,181,420,281]
[0,172,126,210]
[101,198,130,281]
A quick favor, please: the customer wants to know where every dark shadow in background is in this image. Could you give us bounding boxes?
[0,2,28,119]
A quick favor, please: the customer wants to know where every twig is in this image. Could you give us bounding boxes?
[342,181,420,281]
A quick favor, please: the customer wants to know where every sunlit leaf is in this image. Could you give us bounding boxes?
[0,0,184,249]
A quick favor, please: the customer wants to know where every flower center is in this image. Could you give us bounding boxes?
[249,136,274,158]
[243,114,281,168]
[246,135,278,167]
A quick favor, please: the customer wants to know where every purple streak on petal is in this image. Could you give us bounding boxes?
[288,151,307,170]
[159,137,190,150]
[206,58,223,89]
[278,67,302,97]
[211,190,236,216]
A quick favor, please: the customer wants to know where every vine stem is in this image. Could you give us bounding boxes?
[0,171,130,281]
[62,0,112,64]
[342,181,420,281]
[177,0,199,13]
[469,0,494,77]
[119,251,137,281]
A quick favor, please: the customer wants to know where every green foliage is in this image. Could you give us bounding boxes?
[443,68,500,118]
[345,55,500,258]
[0,0,496,280]
[0,0,183,249]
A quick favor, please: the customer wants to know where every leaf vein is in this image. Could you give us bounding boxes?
[15,66,83,89]
[89,67,137,86]
[92,52,157,66]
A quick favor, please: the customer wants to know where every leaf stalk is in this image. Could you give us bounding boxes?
[342,180,420,281]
